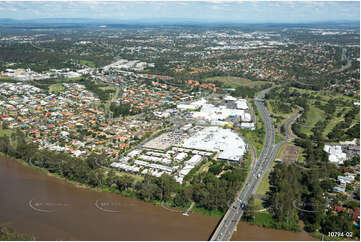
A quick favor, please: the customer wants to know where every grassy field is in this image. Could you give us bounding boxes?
[285,87,359,138]
[238,100,266,157]
[202,76,272,88]
[290,87,358,103]
[79,59,96,67]
[191,206,224,219]
[323,115,344,136]
[300,105,325,136]
[276,142,289,159]
[253,212,274,227]
[251,100,265,131]
[30,77,84,91]
[243,211,274,228]
[240,129,264,158]
[49,83,65,92]
[275,134,283,145]
[297,147,305,162]
[0,127,13,136]
[322,106,359,138]
[256,173,270,196]
[99,86,117,92]
[255,162,276,196]
[254,198,265,209]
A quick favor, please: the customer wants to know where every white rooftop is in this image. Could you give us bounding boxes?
[182,126,246,162]
[235,99,248,110]
[323,145,347,164]
[224,95,237,101]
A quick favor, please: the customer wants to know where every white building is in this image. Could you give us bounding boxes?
[224,95,237,102]
[235,99,248,110]
[193,104,244,122]
[179,165,194,176]
[241,112,252,122]
[337,175,354,185]
[323,145,347,164]
[174,152,188,162]
[185,154,202,165]
[182,126,247,162]
[110,163,140,173]
[154,111,170,118]
[241,122,255,130]
[128,149,142,158]
[177,98,208,111]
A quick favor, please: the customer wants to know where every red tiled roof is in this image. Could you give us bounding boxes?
[333,206,346,213]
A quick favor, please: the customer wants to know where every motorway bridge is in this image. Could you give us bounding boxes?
[209,87,282,241]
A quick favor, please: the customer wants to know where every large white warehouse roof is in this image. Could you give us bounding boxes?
[181,126,246,162]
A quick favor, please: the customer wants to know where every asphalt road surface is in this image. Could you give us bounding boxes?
[210,87,280,241]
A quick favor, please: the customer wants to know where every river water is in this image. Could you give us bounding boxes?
[0,155,316,241]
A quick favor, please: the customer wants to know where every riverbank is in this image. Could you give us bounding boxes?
[0,154,218,240]
[0,152,101,191]
[1,150,297,229]
[0,152,225,219]
[0,153,319,241]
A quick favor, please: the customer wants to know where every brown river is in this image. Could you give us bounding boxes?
[0,155,317,241]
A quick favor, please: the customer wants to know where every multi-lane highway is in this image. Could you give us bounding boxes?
[210,87,278,241]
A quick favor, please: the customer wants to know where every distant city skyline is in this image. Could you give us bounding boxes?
[0,1,359,23]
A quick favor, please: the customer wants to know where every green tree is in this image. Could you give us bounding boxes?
[157,174,177,201]
[0,224,35,241]
[116,175,135,191]
[106,170,118,186]
[244,195,256,221]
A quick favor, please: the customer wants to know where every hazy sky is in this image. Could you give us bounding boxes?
[0,1,359,23]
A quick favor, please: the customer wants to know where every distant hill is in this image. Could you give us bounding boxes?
[0,18,359,28]
[0,18,108,24]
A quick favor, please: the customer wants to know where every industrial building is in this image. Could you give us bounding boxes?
[182,126,247,162]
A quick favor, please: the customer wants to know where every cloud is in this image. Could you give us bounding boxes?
[0,1,359,22]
